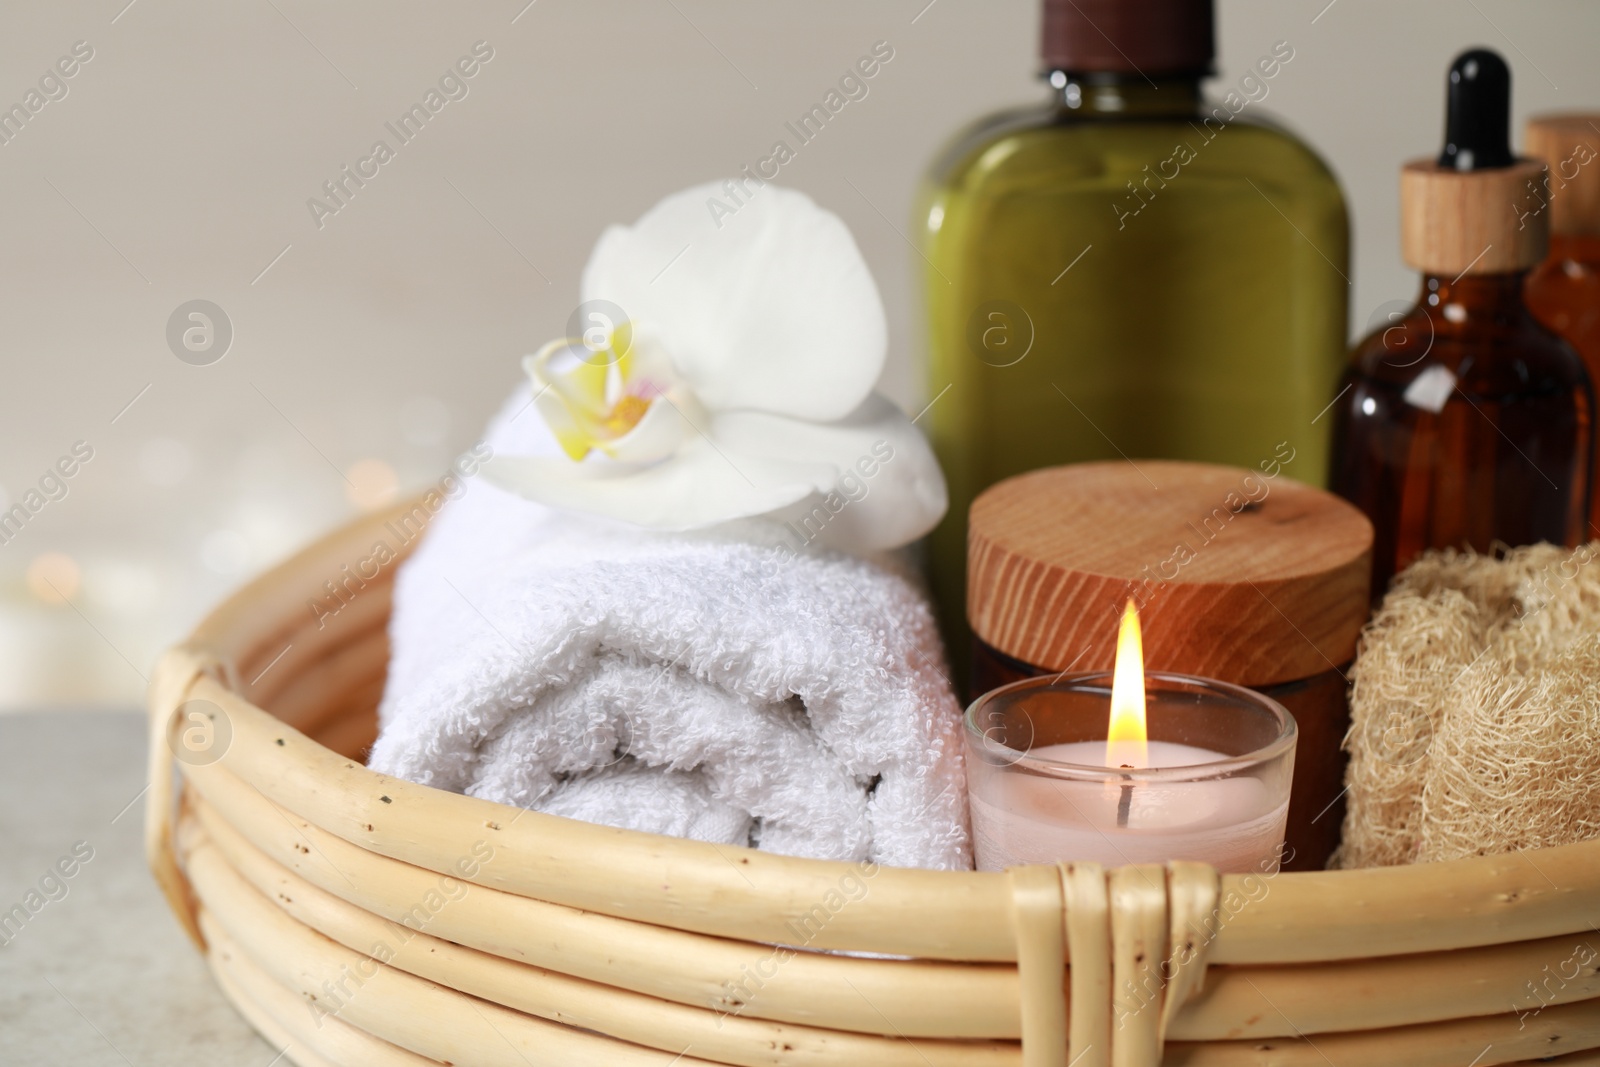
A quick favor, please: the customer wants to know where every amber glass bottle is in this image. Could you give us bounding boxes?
[919,0,1348,688]
[1525,113,1600,537]
[1330,51,1594,599]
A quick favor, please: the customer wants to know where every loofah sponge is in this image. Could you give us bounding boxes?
[1337,542,1600,868]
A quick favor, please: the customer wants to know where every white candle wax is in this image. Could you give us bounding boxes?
[969,740,1288,873]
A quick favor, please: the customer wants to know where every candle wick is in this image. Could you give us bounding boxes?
[1116,770,1134,829]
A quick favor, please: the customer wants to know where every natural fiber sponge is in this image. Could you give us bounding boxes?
[1338,542,1600,868]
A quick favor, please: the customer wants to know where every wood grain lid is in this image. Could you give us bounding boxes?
[1400,158,1548,275]
[967,461,1373,687]
[1525,114,1600,235]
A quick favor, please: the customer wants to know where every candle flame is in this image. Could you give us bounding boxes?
[1106,599,1148,768]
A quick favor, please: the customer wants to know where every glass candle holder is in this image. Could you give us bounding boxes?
[973,639,1348,871]
[964,671,1297,873]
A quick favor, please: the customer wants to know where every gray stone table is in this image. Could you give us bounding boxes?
[0,711,280,1065]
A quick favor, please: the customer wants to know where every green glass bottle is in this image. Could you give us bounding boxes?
[918,0,1349,691]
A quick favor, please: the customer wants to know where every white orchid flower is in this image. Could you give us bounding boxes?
[480,181,948,554]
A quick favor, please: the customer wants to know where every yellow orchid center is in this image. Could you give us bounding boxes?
[601,393,653,436]
[529,330,667,461]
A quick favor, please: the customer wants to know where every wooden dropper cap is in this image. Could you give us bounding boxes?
[967,462,1373,688]
[1526,113,1600,235]
[1401,49,1548,275]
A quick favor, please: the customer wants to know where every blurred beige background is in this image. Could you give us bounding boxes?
[2,0,1596,709]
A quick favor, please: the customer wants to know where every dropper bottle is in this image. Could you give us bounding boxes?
[1328,49,1594,599]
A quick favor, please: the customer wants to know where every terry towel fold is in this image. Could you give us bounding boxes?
[367,390,972,870]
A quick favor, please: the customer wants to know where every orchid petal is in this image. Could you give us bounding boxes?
[532,385,593,460]
[482,392,947,552]
[480,435,822,531]
[713,394,949,553]
[582,182,886,420]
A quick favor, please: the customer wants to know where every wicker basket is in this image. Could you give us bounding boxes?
[145,501,1600,1067]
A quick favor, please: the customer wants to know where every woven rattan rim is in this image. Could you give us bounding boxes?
[143,499,1600,1067]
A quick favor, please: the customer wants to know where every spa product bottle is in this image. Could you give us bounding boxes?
[917,0,1348,690]
[1329,51,1594,600]
[1525,113,1600,535]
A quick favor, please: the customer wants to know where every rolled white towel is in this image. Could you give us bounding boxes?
[367,389,972,870]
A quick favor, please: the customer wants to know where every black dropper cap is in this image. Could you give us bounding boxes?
[1437,48,1514,171]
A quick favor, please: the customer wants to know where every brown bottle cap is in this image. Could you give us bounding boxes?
[967,462,1372,688]
[1525,114,1600,235]
[1041,0,1213,76]
[1400,158,1548,275]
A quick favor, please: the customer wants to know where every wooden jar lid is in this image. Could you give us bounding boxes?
[1400,158,1548,275]
[1525,114,1600,235]
[967,461,1373,687]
